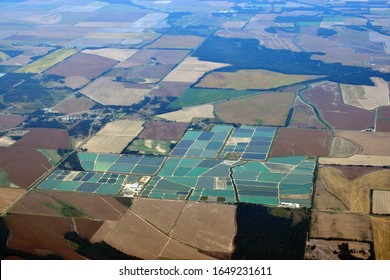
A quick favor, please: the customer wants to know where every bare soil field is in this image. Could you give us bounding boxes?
[163,57,230,83]
[0,187,25,213]
[131,198,187,234]
[305,239,371,260]
[329,136,359,158]
[157,104,215,122]
[83,120,144,153]
[376,105,390,132]
[147,35,204,49]
[270,128,331,157]
[102,210,170,259]
[80,76,151,106]
[116,49,189,68]
[0,114,25,131]
[221,20,247,29]
[335,166,388,180]
[340,78,389,110]
[0,147,51,188]
[45,52,117,80]
[139,121,189,141]
[171,202,237,253]
[215,91,295,126]
[196,70,321,90]
[334,130,390,156]
[4,213,102,259]
[372,190,390,214]
[150,81,191,97]
[52,96,95,114]
[303,82,375,130]
[317,167,390,213]
[13,128,70,150]
[62,76,91,89]
[371,217,390,260]
[310,211,373,241]
[319,155,390,167]
[313,178,348,211]
[11,190,128,221]
[289,96,326,129]
[81,48,137,62]
[159,239,216,260]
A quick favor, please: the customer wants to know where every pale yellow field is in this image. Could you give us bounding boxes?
[329,136,359,158]
[0,188,25,213]
[340,77,389,110]
[15,49,78,74]
[0,51,10,61]
[157,104,215,122]
[80,76,151,106]
[83,120,144,153]
[197,69,321,90]
[81,48,138,62]
[319,155,390,167]
[0,136,16,147]
[372,190,390,214]
[371,217,390,260]
[163,57,230,83]
[317,167,390,213]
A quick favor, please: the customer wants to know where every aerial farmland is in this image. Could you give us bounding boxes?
[0,0,389,262]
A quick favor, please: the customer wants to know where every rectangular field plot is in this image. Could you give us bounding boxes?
[372,190,390,214]
[170,125,233,159]
[37,170,128,196]
[142,157,238,203]
[78,153,165,175]
[219,126,276,161]
[232,156,316,207]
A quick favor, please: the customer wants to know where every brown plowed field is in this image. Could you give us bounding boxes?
[4,213,102,259]
[147,35,204,49]
[335,130,390,156]
[11,190,128,221]
[45,52,117,79]
[13,128,70,149]
[312,177,347,211]
[310,211,373,241]
[270,128,331,157]
[171,202,237,253]
[0,187,25,213]
[0,147,51,188]
[52,96,95,114]
[303,82,375,130]
[139,121,189,141]
[0,114,25,131]
[376,106,390,132]
[131,198,187,234]
[149,81,191,97]
[335,166,387,180]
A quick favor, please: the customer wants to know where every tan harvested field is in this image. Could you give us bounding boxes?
[313,178,347,211]
[371,217,390,260]
[103,210,170,259]
[340,78,389,110]
[11,190,128,221]
[0,187,25,213]
[83,120,144,153]
[52,96,95,114]
[160,239,216,260]
[163,57,230,83]
[0,114,25,131]
[80,76,151,106]
[329,136,359,158]
[305,239,371,260]
[197,70,321,90]
[147,35,204,49]
[221,20,247,29]
[216,91,295,126]
[117,49,190,68]
[131,198,187,234]
[0,136,16,147]
[372,190,390,214]
[310,211,373,241]
[0,54,32,66]
[157,104,215,122]
[334,130,390,156]
[81,48,138,62]
[317,167,390,213]
[63,76,91,89]
[150,81,191,97]
[319,154,390,167]
[171,202,237,253]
